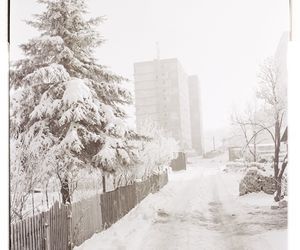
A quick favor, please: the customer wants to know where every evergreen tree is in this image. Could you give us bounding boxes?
[10,0,140,204]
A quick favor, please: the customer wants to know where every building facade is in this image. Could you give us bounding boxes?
[134,58,192,150]
[188,75,204,155]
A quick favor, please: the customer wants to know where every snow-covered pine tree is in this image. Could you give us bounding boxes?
[10,0,141,204]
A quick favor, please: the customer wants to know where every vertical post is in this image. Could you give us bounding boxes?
[67,204,73,250]
[102,174,106,193]
[43,212,50,250]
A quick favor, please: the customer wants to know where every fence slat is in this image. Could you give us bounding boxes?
[15,222,19,250]
[35,215,38,250]
[11,223,15,250]
[28,217,32,250]
[32,216,36,250]
[38,214,41,250]
[21,219,25,249]
[26,217,29,249]
[54,202,58,250]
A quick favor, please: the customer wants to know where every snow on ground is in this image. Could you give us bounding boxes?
[75,154,287,250]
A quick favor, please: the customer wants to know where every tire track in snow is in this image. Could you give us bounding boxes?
[208,173,247,250]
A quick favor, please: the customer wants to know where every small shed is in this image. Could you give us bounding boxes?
[170,152,187,171]
[228,147,242,161]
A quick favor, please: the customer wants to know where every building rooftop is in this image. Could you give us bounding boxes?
[133,58,179,66]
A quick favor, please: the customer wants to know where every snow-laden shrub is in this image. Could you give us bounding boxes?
[239,163,287,197]
[104,120,178,187]
[134,120,179,180]
[239,168,276,196]
[10,138,51,222]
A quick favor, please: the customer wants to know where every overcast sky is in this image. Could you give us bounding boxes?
[10,0,289,133]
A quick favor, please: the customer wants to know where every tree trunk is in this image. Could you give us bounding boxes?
[273,119,281,202]
[274,181,282,202]
[61,176,71,204]
[274,159,288,201]
[253,133,257,162]
[45,181,49,209]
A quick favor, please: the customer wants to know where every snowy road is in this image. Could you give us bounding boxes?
[75,156,287,250]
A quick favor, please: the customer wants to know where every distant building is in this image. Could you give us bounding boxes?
[134,58,192,150]
[188,75,204,155]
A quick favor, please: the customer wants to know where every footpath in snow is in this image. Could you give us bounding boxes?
[75,156,287,250]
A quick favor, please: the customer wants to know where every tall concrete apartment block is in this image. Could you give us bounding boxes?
[188,75,204,155]
[134,58,192,150]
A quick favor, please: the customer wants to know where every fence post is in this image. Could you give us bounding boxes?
[43,212,50,250]
[67,204,73,250]
[102,174,106,193]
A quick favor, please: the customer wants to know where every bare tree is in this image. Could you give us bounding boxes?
[231,104,262,162]
[256,57,287,201]
[232,57,287,201]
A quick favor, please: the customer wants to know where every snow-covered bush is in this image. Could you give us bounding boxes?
[101,120,178,187]
[239,163,287,197]
[239,168,276,196]
[134,120,179,180]
[10,0,142,204]
[10,138,51,222]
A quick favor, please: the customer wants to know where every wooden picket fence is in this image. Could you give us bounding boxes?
[10,202,70,250]
[71,194,102,247]
[10,172,168,250]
